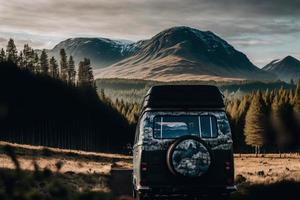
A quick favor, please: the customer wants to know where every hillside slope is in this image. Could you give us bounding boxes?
[263,56,300,82]
[95,26,276,82]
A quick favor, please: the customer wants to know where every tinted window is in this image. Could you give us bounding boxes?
[153,115,218,139]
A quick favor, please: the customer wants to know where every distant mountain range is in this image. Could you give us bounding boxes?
[263,56,300,82]
[94,27,275,82]
[46,26,299,82]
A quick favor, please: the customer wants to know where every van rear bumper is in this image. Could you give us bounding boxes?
[137,185,237,195]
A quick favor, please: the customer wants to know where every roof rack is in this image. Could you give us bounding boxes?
[142,85,224,110]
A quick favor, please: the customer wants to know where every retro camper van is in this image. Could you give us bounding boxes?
[133,85,236,199]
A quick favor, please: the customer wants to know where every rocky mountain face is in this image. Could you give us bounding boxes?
[47,37,137,68]
[94,26,275,82]
[263,56,300,82]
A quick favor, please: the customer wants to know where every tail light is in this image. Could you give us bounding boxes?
[140,162,148,186]
[225,161,233,185]
[225,161,231,171]
[141,162,147,171]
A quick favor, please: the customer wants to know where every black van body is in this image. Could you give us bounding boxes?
[133,85,236,199]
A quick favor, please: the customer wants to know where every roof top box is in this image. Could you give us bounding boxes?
[142,85,224,109]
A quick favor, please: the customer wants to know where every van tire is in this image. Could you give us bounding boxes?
[166,136,212,177]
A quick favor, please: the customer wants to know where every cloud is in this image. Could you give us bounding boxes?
[1,0,300,39]
[0,30,63,50]
[0,0,300,66]
[0,37,6,43]
[232,39,274,47]
[0,37,7,50]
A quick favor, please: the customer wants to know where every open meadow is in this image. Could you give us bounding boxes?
[0,142,300,200]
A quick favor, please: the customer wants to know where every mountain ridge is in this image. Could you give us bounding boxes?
[47,37,137,68]
[263,56,300,82]
[94,26,276,82]
[45,26,279,82]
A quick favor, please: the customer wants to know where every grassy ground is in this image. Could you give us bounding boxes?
[0,142,300,200]
[234,154,300,184]
[0,142,131,200]
[0,141,132,174]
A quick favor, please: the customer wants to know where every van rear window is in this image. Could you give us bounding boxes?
[153,115,218,139]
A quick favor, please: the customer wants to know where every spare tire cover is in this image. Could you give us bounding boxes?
[168,137,211,177]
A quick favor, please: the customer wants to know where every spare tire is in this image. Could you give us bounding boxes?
[166,136,212,177]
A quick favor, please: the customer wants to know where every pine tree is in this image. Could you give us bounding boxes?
[22,44,35,71]
[229,100,240,124]
[99,89,106,101]
[237,96,250,119]
[33,52,40,73]
[225,101,233,114]
[17,51,25,67]
[290,79,295,85]
[129,104,140,124]
[86,58,94,87]
[68,56,76,84]
[289,90,295,105]
[0,48,6,62]
[264,89,272,107]
[271,96,290,149]
[6,38,18,64]
[294,81,300,122]
[77,60,85,87]
[40,49,49,74]
[244,92,267,154]
[49,57,59,78]
[234,96,250,151]
[60,49,68,81]
[77,58,94,88]
[295,81,300,110]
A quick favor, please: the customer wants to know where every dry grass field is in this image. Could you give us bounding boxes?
[0,141,132,199]
[234,154,300,184]
[0,141,132,174]
[0,141,300,200]
[1,141,299,185]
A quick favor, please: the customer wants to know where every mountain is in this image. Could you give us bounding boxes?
[263,56,300,82]
[47,37,137,68]
[94,26,276,82]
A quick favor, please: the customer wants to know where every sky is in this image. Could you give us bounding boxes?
[0,0,300,67]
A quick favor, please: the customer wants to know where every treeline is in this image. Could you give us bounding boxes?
[96,78,295,104]
[1,39,94,88]
[227,84,300,153]
[99,89,140,124]
[100,83,300,153]
[0,39,133,152]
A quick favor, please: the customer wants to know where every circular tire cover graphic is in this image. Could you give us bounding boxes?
[172,139,211,177]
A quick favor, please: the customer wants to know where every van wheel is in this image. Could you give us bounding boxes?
[166,136,212,177]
